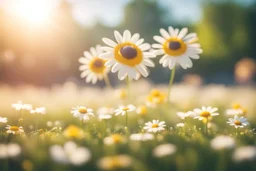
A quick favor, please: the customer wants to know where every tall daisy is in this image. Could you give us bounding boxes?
[227,115,249,135]
[193,106,219,135]
[152,27,202,102]
[79,45,111,87]
[100,30,156,81]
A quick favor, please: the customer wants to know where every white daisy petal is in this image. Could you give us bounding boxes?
[178,27,188,39]
[139,43,151,51]
[123,30,131,42]
[102,38,117,47]
[153,36,166,44]
[99,52,114,59]
[101,47,114,52]
[111,63,120,73]
[136,39,144,46]
[160,28,170,39]
[131,33,140,43]
[114,30,123,43]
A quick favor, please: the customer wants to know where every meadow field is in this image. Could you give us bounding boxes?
[0,82,256,171]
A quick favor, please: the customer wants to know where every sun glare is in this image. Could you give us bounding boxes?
[4,0,59,27]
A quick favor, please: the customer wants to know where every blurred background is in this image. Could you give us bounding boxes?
[0,0,256,87]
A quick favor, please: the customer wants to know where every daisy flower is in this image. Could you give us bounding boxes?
[114,105,136,116]
[136,105,147,116]
[146,89,166,107]
[0,117,8,123]
[100,30,156,80]
[49,141,91,166]
[129,133,154,141]
[70,106,94,121]
[97,107,114,120]
[153,27,202,70]
[143,120,166,133]
[193,106,219,121]
[227,115,249,128]
[79,45,110,84]
[226,103,247,116]
[30,107,46,115]
[176,123,185,128]
[153,144,177,158]
[12,100,32,111]
[0,143,21,159]
[177,111,193,120]
[6,125,24,135]
[63,125,83,139]
[233,146,256,162]
[97,155,132,170]
[210,135,235,151]
[104,134,126,145]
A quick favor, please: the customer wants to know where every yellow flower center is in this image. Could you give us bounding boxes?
[232,103,242,109]
[122,107,130,111]
[10,126,19,131]
[108,158,123,169]
[111,134,123,144]
[138,106,147,115]
[78,107,87,114]
[234,120,242,125]
[89,57,106,74]
[200,111,211,118]
[63,125,82,138]
[163,38,187,56]
[152,124,159,128]
[114,42,143,67]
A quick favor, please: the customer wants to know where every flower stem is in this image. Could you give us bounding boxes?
[103,74,112,88]
[167,66,176,103]
[205,118,208,136]
[125,111,128,128]
[126,77,130,99]
[236,128,238,136]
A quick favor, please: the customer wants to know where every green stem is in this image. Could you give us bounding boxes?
[167,66,176,103]
[103,74,112,89]
[236,127,238,136]
[205,118,208,136]
[126,77,130,99]
[35,114,38,131]
[125,111,128,128]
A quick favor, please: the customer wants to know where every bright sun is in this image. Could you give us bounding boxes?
[4,0,59,27]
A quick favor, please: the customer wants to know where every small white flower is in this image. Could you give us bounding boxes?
[143,120,166,133]
[12,100,32,111]
[193,106,219,120]
[49,141,91,166]
[176,123,185,128]
[233,146,256,162]
[97,107,114,120]
[129,133,154,141]
[104,134,125,145]
[70,106,94,121]
[79,45,110,84]
[30,107,46,115]
[227,115,249,128]
[6,125,24,135]
[153,144,177,157]
[0,117,8,123]
[114,105,136,116]
[153,27,202,69]
[177,111,193,119]
[100,30,156,80]
[210,135,235,150]
[226,109,244,116]
[0,143,21,159]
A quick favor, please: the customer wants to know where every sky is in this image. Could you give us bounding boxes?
[0,0,255,27]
